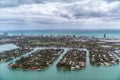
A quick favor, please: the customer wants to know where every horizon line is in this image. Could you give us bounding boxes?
[1,29,120,31]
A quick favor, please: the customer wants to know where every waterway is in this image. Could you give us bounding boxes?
[0,44,120,80]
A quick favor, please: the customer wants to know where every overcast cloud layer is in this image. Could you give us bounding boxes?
[0,0,120,30]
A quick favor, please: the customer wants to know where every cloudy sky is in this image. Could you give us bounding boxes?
[0,0,120,30]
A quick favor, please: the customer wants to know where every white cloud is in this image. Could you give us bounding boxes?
[0,0,120,26]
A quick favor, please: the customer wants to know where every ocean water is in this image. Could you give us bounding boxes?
[0,30,120,38]
[0,30,120,80]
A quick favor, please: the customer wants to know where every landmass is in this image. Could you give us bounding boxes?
[0,33,120,70]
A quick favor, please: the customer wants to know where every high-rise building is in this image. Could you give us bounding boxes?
[3,32,8,37]
[104,33,106,38]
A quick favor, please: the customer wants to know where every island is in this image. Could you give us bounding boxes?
[57,49,86,70]
[89,47,119,66]
[9,49,64,70]
[0,48,32,62]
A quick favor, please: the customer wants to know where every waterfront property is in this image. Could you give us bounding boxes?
[0,48,32,62]
[114,50,120,57]
[57,49,86,70]
[9,49,64,70]
[89,47,119,66]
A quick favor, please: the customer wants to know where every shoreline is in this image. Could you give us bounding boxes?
[7,47,120,71]
[0,34,120,71]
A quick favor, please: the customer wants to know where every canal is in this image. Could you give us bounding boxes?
[0,44,120,80]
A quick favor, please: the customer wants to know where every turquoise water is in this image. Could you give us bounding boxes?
[0,30,120,38]
[1,30,120,80]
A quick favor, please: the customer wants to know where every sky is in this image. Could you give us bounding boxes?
[0,0,120,30]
